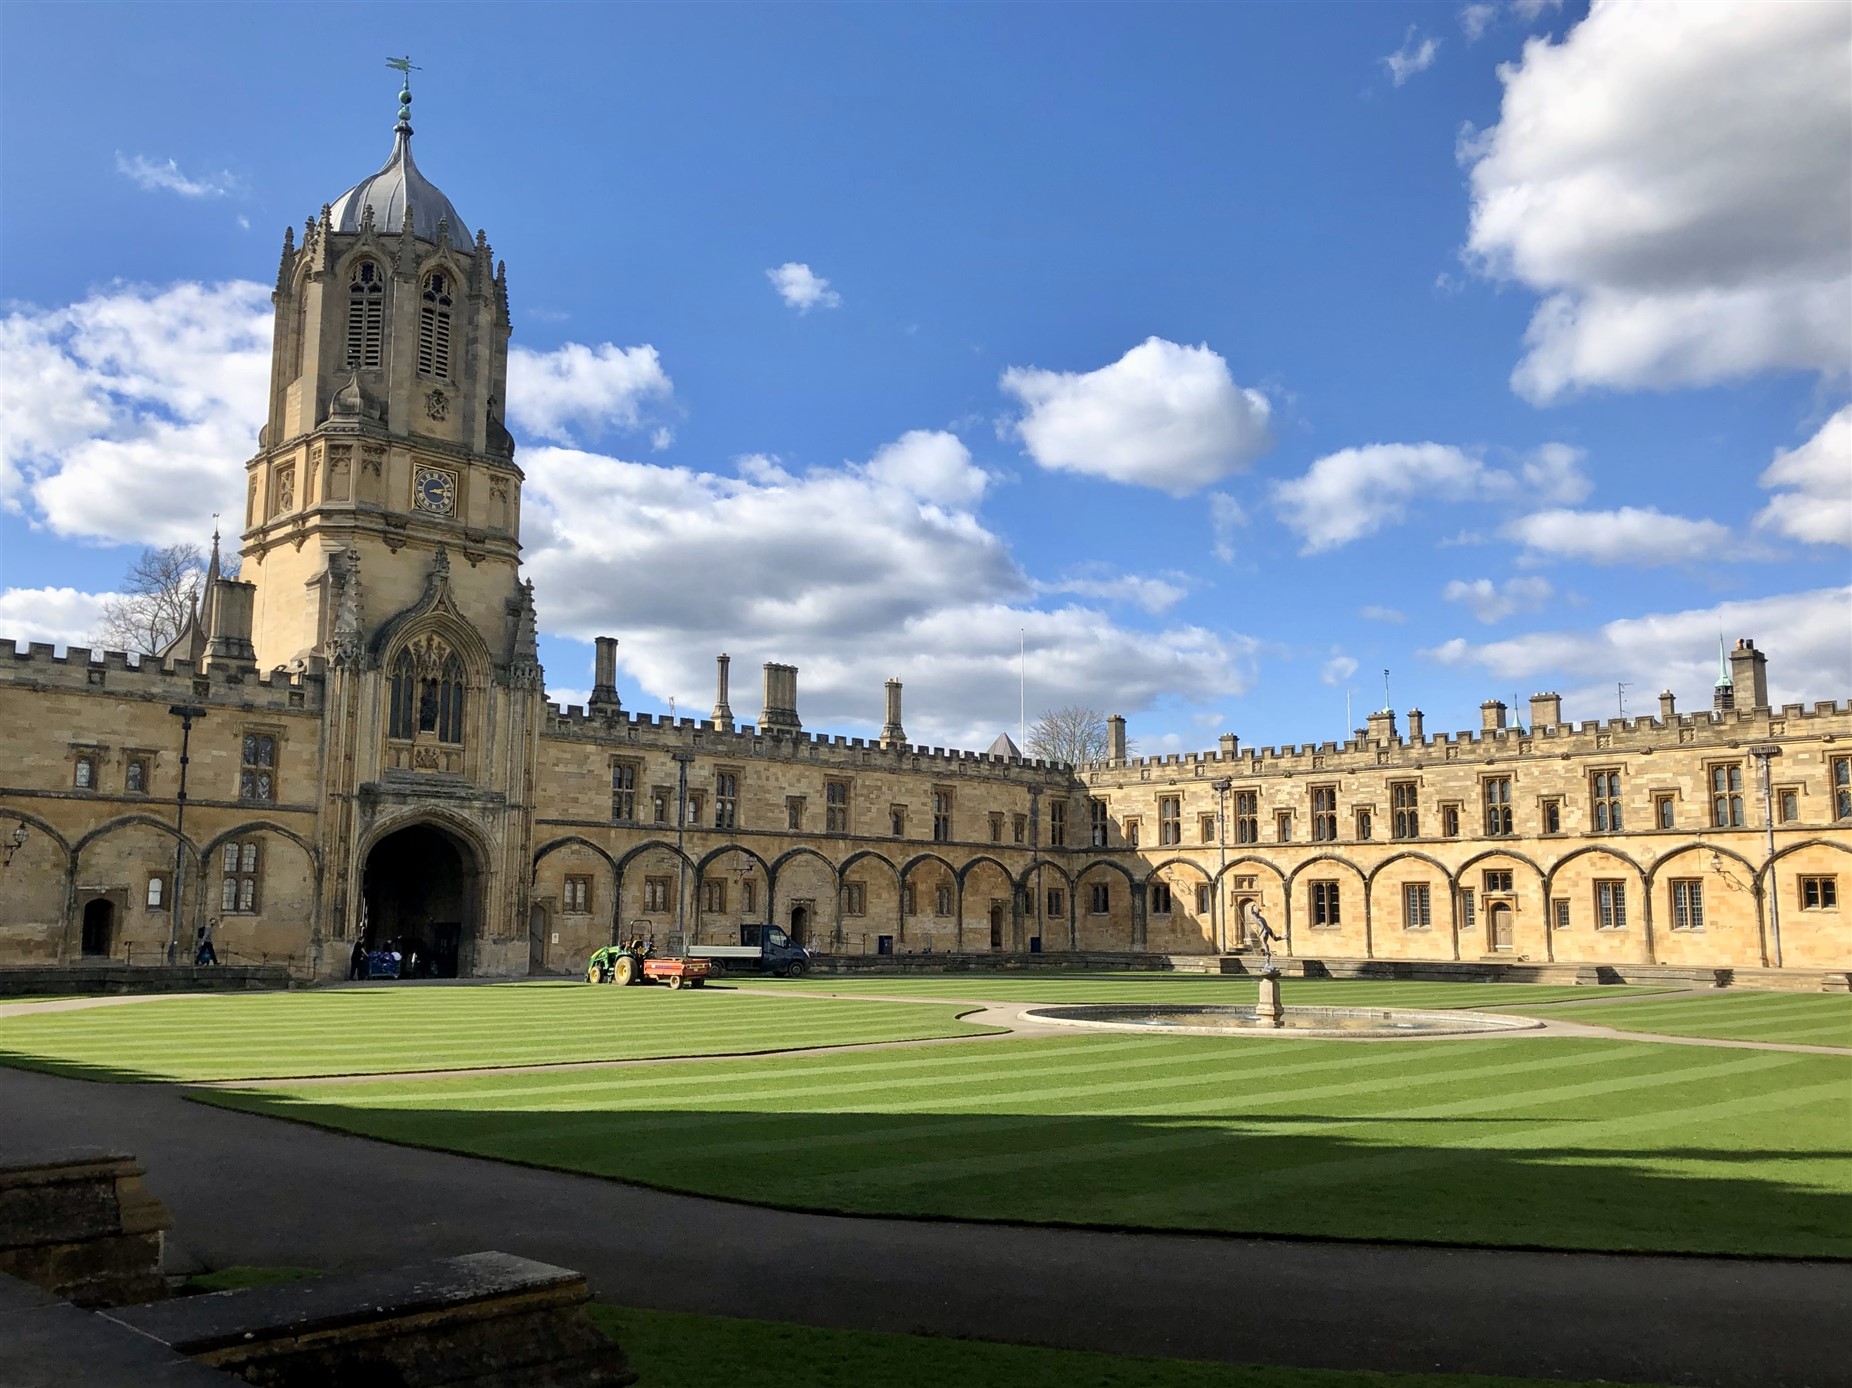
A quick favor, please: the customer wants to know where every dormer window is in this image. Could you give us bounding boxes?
[419,271,453,379]
[346,261,384,368]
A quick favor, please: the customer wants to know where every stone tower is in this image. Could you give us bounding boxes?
[244,74,544,977]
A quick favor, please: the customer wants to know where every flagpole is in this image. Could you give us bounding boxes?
[1019,629,1026,752]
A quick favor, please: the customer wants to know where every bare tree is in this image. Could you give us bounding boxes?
[95,544,207,653]
[1026,705,1113,765]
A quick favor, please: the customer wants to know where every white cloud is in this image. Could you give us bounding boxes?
[1000,338,1273,496]
[1442,575,1555,623]
[0,588,118,650]
[767,262,841,313]
[1462,2,1852,402]
[1209,492,1245,562]
[1755,406,1852,548]
[1504,506,1731,567]
[114,153,238,199]
[1510,0,1563,20]
[1359,605,1407,624]
[1460,4,1498,41]
[1320,655,1359,687]
[1040,566,1188,616]
[1421,586,1852,717]
[1383,28,1441,85]
[505,342,674,445]
[0,280,272,544]
[1272,441,1590,554]
[521,432,1258,746]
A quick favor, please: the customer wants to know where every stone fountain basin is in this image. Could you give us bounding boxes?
[1020,1002,1543,1039]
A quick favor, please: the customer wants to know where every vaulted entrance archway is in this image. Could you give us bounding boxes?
[361,822,481,978]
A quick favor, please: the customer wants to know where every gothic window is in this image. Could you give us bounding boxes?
[1591,770,1623,832]
[1158,796,1181,845]
[1090,799,1109,847]
[934,882,954,915]
[126,757,149,794]
[643,876,672,913]
[221,840,262,913]
[1595,880,1627,930]
[1482,777,1514,836]
[610,762,637,822]
[419,271,454,378]
[346,261,384,369]
[563,876,592,914]
[826,781,849,834]
[1709,763,1744,827]
[1089,882,1110,914]
[73,754,96,790]
[1309,880,1341,927]
[388,639,466,745]
[1150,882,1172,914]
[1048,800,1066,847]
[931,790,952,842]
[1402,883,1431,929]
[1391,782,1419,839]
[1670,880,1704,930]
[842,882,867,916]
[240,734,276,802]
[1311,786,1337,841]
[701,880,727,913]
[1234,790,1258,843]
[714,772,739,829]
[1047,888,1065,916]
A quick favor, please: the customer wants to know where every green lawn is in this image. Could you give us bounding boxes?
[754,975,1676,1008]
[1539,991,1851,1048]
[592,1304,1668,1388]
[0,982,999,1082]
[201,1032,1852,1258]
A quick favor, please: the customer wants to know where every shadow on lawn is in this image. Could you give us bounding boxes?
[191,1094,1852,1260]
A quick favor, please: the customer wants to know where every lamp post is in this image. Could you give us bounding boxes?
[165,705,207,965]
[1,823,27,869]
[671,750,696,951]
[1749,744,1782,967]
[1210,778,1232,953]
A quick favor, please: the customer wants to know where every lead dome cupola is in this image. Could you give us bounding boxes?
[325,80,473,251]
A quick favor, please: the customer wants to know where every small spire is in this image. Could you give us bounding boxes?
[385,55,421,134]
[1715,634,1732,687]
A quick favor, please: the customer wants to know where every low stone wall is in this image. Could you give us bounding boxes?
[0,1150,171,1308]
[0,964,298,998]
[108,1252,635,1387]
[804,950,1169,975]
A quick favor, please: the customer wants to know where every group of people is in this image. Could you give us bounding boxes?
[346,937,423,981]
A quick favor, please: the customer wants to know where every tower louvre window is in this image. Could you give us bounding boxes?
[346,261,384,368]
[419,271,454,378]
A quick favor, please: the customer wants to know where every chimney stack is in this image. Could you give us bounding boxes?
[588,636,622,713]
[1108,714,1127,765]
[1406,708,1425,743]
[1366,708,1398,745]
[1728,638,1769,713]
[711,653,734,732]
[1659,689,1677,722]
[1218,732,1239,758]
[1480,699,1508,732]
[1528,692,1562,731]
[203,579,258,675]
[880,678,906,748]
[761,662,802,732]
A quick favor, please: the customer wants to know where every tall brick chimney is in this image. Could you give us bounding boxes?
[761,662,801,732]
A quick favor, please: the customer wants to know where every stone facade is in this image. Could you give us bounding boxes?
[2,106,1847,980]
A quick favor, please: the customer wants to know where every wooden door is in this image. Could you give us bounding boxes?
[1490,903,1514,951]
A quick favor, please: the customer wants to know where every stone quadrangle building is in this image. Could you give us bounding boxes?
[2,102,1849,980]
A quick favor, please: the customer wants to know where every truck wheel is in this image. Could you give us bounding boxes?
[789,959,809,977]
[614,956,639,986]
[668,974,684,990]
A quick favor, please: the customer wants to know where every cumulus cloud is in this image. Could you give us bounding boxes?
[1040,566,1188,616]
[1422,585,1852,717]
[1000,338,1272,496]
[505,342,674,445]
[115,153,238,198]
[1460,4,1498,42]
[1510,0,1562,20]
[1320,655,1359,687]
[1755,406,1852,548]
[1442,575,1555,623]
[1504,506,1731,567]
[1462,2,1852,402]
[0,280,272,543]
[1209,492,1245,563]
[1271,441,1586,554]
[1383,28,1441,85]
[0,587,119,650]
[767,262,841,313]
[521,431,1259,746]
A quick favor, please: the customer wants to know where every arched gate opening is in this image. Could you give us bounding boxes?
[362,823,481,978]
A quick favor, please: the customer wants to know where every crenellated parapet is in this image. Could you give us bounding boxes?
[541,702,1072,785]
[0,640,323,714]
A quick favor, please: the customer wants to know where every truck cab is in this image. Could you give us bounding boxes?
[740,923,810,976]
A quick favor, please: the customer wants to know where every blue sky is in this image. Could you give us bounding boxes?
[2,1,1847,752]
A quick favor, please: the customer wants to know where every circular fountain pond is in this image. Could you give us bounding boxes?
[1020,1003,1542,1039]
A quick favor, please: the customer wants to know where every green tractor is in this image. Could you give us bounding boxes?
[585,940,645,986]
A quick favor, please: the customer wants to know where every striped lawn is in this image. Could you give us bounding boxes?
[202,1034,1852,1258]
[1537,991,1851,1048]
[0,983,998,1082]
[757,975,1675,1008]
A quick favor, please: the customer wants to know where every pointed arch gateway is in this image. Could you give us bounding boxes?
[359,818,485,978]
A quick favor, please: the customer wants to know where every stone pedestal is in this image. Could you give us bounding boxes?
[0,1150,171,1308]
[1257,970,1284,1027]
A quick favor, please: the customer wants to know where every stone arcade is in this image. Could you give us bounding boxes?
[2,95,1848,981]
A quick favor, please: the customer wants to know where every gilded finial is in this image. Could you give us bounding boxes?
[386,55,421,131]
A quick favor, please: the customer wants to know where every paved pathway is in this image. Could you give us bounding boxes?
[3,1064,1847,1387]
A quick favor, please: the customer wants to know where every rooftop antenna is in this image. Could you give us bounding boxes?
[1382,668,1391,714]
[1019,628,1026,752]
[1617,681,1629,718]
[1344,685,1352,739]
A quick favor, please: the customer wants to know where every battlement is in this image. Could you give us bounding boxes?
[1,639,323,713]
[542,700,1071,782]
[1080,697,1852,784]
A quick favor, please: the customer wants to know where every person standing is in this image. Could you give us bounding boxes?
[349,937,368,981]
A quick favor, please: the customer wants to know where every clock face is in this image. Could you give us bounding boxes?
[413,467,457,516]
